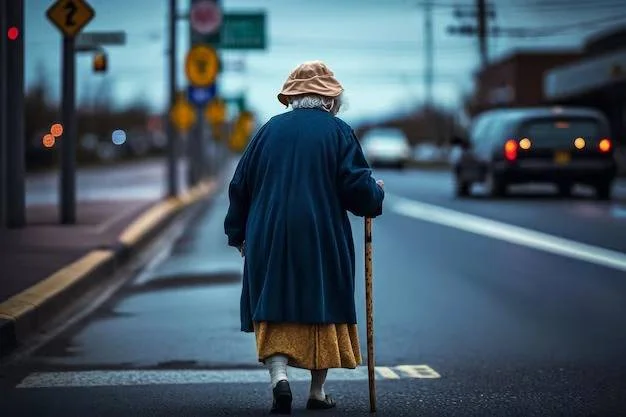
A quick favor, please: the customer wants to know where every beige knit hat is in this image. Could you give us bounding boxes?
[277,61,344,106]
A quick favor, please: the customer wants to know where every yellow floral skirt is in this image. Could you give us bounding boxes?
[253,321,362,370]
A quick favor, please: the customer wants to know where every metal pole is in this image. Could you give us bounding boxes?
[0,0,8,227]
[166,0,179,197]
[188,117,202,186]
[477,0,488,68]
[60,36,77,224]
[5,0,26,228]
[424,0,433,106]
[364,217,376,413]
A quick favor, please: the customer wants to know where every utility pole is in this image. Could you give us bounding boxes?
[424,0,434,106]
[166,0,180,197]
[447,1,495,69]
[5,0,26,228]
[477,0,488,68]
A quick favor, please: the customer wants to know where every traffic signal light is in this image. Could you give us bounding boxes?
[7,26,19,41]
[93,52,107,73]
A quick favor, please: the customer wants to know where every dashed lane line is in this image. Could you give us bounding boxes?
[16,365,440,388]
[387,193,626,273]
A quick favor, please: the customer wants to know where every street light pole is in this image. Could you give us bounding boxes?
[166,0,180,197]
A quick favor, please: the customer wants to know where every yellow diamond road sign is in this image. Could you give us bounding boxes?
[46,0,95,38]
[170,97,197,132]
[185,45,219,87]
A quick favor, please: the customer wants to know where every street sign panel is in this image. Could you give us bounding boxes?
[46,0,95,38]
[191,12,266,50]
[187,84,217,107]
[190,0,222,35]
[170,96,197,132]
[77,31,126,46]
[185,45,219,86]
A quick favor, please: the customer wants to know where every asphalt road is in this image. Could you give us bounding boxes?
[2,165,626,416]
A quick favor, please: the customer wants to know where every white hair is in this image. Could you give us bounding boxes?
[289,94,343,115]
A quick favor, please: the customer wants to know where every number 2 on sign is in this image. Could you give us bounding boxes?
[64,0,78,26]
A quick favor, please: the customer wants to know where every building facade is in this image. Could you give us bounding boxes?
[466,50,582,117]
[544,25,626,151]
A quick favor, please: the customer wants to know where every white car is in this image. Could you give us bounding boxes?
[361,128,411,169]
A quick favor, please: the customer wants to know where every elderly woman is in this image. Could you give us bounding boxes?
[224,61,384,414]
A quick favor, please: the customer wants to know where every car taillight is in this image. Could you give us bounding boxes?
[599,138,611,152]
[504,139,518,161]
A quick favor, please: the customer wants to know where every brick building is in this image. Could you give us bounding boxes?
[466,50,583,117]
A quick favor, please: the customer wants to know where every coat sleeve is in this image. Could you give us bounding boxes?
[337,128,385,217]
[224,148,251,248]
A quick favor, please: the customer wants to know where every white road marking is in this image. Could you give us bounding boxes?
[376,367,401,379]
[394,365,441,379]
[387,193,626,272]
[16,365,438,388]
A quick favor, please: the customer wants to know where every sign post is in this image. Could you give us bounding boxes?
[187,0,222,185]
[47,0,95,225]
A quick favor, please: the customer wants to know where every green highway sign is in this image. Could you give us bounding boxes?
[191,12,266,50]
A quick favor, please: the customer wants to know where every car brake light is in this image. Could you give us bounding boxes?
[504,139,518,161]
[599,138,611,152]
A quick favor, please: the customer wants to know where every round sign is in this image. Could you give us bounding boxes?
[185,45,219,87]
[190,1,222,35]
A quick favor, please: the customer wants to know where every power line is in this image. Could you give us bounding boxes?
[448,12,626,38]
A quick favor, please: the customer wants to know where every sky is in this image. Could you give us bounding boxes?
[23,0,626,125]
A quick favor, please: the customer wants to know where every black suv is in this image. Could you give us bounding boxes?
[451,107,617,200]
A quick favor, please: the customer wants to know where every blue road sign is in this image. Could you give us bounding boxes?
[187,84,217,107]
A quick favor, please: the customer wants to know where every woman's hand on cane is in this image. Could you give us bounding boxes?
[376,179,384,190]
[239,241,245,257]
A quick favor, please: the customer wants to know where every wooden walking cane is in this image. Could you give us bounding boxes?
[365,217,376,413]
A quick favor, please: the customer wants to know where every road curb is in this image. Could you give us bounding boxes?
[0,179,218,358]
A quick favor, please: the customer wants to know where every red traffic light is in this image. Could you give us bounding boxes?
[7,27,19,41]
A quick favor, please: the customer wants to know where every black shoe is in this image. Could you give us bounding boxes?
[306,394,336,410]
[270,380,292,414]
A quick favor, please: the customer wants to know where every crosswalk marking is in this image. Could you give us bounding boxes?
[16,364,440,388]
[375,367,401,379]
[395,365,441,379]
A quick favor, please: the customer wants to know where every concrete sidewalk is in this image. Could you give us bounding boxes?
[0,181,219,358]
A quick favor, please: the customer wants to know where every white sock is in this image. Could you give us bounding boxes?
[310,369,328,401]
[266,354,288,388]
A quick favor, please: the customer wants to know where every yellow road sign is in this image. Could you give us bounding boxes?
[205,99,227,125]
[170,97,197,132]
[185,45,219,87]
[46,0,95,38]
[229,111,256,152]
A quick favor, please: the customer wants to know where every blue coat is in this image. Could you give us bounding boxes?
[224,108,384,332]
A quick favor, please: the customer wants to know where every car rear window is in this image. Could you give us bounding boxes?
[520,118,603,148]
